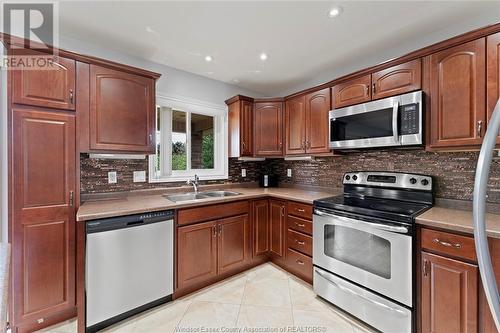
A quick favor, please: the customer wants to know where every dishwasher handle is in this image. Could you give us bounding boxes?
[86,210,175,234]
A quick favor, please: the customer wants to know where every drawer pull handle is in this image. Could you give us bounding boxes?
[296,260,305,265]
[296,223,306,227]
[296,208,305,212]
[433,238,462,249]
[296,240,305,245]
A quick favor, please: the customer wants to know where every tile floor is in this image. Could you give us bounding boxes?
[38,263,375,333]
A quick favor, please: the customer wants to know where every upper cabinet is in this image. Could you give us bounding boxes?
[305,88,330,154]
[332,74,371,109]
[12,50,76,111]
[427,39,486,148]
[226,95,254,157]
[285,95,307,155]
[487,32,500,143]
[371,59,421,100]
[254,101,283,156]
[285,88,330,155]
[332,59,422,109]
[89,65,156,153]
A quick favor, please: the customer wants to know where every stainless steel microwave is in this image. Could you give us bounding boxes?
[329,90,423,149]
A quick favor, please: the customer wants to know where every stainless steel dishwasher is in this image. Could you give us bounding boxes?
[85,210,174,332]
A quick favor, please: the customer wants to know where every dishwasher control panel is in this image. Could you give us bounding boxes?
[86,210,174,233]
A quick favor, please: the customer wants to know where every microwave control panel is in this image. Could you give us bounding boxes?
[400,103,419,135]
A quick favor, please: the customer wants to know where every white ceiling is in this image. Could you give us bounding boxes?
[58,1,500,96]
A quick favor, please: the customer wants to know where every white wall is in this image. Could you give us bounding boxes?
[59,35,264,105]
[0,44,7,243]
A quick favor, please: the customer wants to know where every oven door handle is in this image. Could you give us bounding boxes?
[315,268,408,316]
[314,209,409,234]
[392,100,400,143]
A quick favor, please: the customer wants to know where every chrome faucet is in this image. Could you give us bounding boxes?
[187,174,199,193]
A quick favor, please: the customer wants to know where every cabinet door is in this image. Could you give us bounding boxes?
[255,102,283,156]
[89,64,155,152]
[421,252,478,333]
[371,59,422,100]
[218,214,250,274]
[12,50,76,111]
[428,39,486,148]
[252,200,269,258]
[305,88,330,154]
[487,32,500,144]
[240,100,254,156]
[285,95,306,155]
[332,75,371,108]
[269,200,285,260]
[177,221,218,290]
[12,109,76,331]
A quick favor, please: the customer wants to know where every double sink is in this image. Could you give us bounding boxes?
[165,190,241,203]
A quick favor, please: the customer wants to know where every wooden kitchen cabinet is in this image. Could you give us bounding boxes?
[89,64,156,153]
[12,49,76,111]
[226,95,254,157]
[487,32,500,143]
[269,200,286,262]
[371,59,422,100]
[254,101,283,156]
[218,214,250,274]
[332,74,371,108]
[252,199,270,258]
[11,109,76,332]
[421,252,478,333]
[177,220,218,290]
[427,38,486,148]
[285,95,307,155]
[305,88,330,154]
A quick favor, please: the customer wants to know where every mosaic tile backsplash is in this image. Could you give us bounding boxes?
[80,149,500,203]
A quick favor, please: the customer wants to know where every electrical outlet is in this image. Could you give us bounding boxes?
[287,169,292,177]
[241,168,247,177]
[108,171,117,184]
[133,171,146,182]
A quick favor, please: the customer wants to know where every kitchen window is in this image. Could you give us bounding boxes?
[149,96,228,182]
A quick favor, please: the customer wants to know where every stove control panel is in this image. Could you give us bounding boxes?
[344,171,432,191]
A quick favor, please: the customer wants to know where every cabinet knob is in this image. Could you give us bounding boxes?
[433,238,462,249]
[69,191,74,207]
[477,120,483,138]
[296,240,305,245]
[372,83,376,95]
[296,260,305,266]
[69,89,74,104]
[422,259,430,277]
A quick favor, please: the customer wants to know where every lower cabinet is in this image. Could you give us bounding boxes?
[269,200,286,262]
[11,109,77,332]
[177,220,218,290]
[421,251,478,333]
[252,199,270,258]
[177,214,250,291]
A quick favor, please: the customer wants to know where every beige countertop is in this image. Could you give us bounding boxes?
[416,206,500,239]
[77,186,337,221]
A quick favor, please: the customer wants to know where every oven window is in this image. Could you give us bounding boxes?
[330,108,393,141]
[324,225,391,279]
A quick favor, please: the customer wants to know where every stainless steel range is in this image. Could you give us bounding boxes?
[313,171,433,333]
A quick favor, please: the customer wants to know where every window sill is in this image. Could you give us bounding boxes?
[149,174,228,183]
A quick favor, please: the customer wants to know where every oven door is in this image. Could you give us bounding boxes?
[329,95,401,149]
[313,209,412,306]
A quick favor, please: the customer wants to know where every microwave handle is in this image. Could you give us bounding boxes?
[392,100,400,143]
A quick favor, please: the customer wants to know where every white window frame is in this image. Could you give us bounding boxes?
[149,94,228,183]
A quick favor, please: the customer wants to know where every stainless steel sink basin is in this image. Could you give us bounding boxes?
[164,190,241,202]
[200,190,241,197]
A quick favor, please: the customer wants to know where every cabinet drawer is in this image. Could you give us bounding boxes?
[287,201,312,220]
[286,248,313,282]
[178,200,249,226]
[287,215,312,235]
[287,229,312,256]
[421,228,477,262]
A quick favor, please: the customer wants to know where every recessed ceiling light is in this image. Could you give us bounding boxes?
[328,6,342,18]
[204,55,213,62]
[232,79,240,83]
[260,53,268,61]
